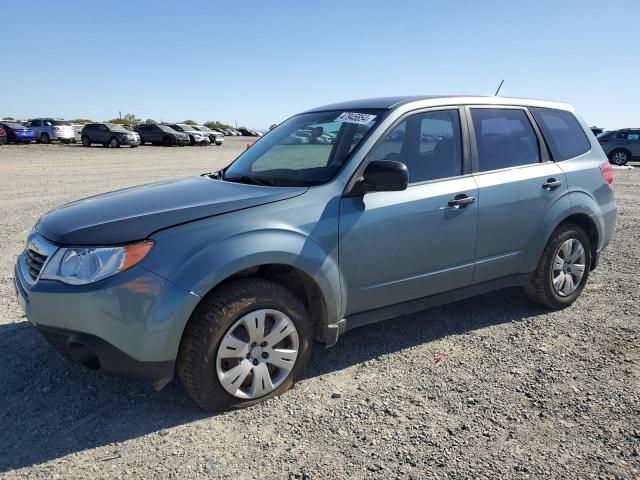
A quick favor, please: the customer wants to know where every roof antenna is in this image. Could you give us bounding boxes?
[494,79,505,96]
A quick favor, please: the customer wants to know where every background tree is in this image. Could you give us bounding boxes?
[144,118,157,125]
[106,113,141,126]
[69,118,93,124]
[205,120,233,131]
[181,119,198,125]
[269,123,278,130]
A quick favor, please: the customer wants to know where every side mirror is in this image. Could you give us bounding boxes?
[348,160,408,196]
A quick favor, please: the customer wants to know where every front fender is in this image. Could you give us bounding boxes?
[185,228,341,323]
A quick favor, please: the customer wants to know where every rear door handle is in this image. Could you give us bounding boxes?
[542,178,562,190]
[448,194,476,208]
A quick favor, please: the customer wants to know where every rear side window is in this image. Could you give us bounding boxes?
[530,107,591,161]
[470,108,540,172]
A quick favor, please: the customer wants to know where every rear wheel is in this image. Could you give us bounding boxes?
[609,149,630,166]
[40,133,50,144]
[178,279,312,411]
[81,135,91,147]
[525,223,591,309]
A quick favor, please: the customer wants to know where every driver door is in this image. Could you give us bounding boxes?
[339,108,478,316]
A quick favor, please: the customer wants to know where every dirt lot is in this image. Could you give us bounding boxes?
[0,141,638,479]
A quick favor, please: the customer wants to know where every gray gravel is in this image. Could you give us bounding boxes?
[0,142,638,479]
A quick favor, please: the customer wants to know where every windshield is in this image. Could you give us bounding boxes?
[197,126,210,131]
[222,110,383,186]
[158,125,174,133]
[177,124,196,131]
[51,120,71,126]
[105,123,129,132]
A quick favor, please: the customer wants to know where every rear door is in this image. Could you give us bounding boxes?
[467,106,570,283]
[627,131,640,157]
[97,124,110,143]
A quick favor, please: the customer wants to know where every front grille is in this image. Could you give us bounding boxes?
[24,248,48,281]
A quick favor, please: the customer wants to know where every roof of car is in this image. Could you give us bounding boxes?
[304,95,574,113]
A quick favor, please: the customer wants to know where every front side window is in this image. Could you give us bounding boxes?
[471,108,540,172]
[530,107,590,161]
[368,109,462,183]
[223,110,382,186]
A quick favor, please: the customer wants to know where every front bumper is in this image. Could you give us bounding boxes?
[36,325,174,381]
[121,137,141,146]
[14,255,200,381]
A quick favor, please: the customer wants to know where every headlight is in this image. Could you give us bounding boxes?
[41,240,153,285]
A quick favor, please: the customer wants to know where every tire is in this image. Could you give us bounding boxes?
[108,137,120,148]
[189,135,196,146]
[609,149,630,166]
[40,133,50,144]
[525,223,591,309]
[81,135,91,147]
[163,136,173,147]
[178,279,312,411]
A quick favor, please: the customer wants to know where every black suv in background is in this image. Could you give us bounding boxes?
[81,123,141,148]
[135,124,190,146]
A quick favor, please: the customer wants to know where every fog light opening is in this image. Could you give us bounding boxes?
[69,342,101,371]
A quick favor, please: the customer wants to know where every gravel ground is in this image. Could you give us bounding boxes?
[0,142,638,479]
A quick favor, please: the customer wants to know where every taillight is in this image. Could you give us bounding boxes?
[598,139,608,145]
[600,161,613,185]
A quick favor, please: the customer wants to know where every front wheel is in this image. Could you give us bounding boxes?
[178,279,312,411]
[525,223,591,309]
[609,149,630,166]
[108,137,120,148]
[163,136,173,147]
[40,133,50,144]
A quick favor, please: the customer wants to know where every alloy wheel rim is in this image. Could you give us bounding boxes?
[551,238,586,297]
[216,309,299,399]
[612,152,627,165]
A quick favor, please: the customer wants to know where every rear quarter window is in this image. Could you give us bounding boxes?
[530,107,591,161]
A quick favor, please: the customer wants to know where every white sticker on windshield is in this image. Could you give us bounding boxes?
[334,112,377,125]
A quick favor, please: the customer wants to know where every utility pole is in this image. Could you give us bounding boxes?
[119,111,122,120]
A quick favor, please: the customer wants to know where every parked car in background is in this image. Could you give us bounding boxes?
[135,124,190,146]
[164,124,210,145]
[598,128,640,165]
[0,122,36,144]
[13,96,616,411]
[71,124,84,143]
[0,127,6,145]
[590,126,604,136]
[237,127,256,136]
[24,118,75,144]
[192,125,224,145]
[81,123,141,148]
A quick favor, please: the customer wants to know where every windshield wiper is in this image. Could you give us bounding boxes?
[223,175,274,186]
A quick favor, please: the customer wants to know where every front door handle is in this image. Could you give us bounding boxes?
[448,194,476,208]
[542,178,562,190]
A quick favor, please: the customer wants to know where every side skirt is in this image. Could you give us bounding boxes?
[332,274,532,340]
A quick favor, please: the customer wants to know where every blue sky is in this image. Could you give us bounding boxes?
[2,0,638,129]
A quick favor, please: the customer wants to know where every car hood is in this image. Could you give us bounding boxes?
[36,176,307,245]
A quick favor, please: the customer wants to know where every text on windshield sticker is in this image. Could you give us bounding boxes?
[334,112,377,125]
